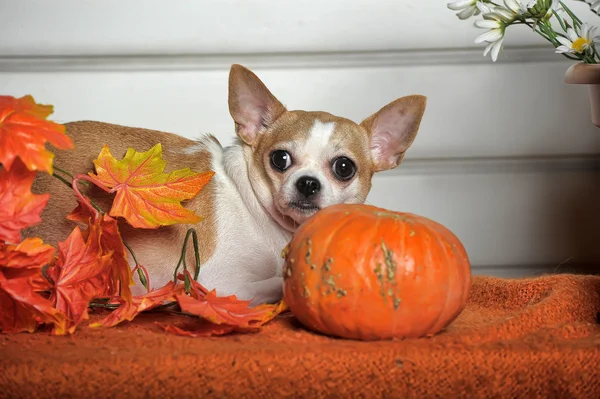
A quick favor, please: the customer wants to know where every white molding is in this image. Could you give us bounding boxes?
[381,155,600,176]
[0,46,570,73]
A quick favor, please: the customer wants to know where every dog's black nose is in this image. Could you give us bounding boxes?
[296,176,321,198]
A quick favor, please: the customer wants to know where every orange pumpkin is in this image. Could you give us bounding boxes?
[282,203,471,341]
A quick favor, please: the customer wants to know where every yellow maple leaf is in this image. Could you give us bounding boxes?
[88,144,214,229]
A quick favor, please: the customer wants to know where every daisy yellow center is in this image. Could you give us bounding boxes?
[572,37,591,53]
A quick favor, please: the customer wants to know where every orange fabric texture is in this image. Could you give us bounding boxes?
[1,274,599,398]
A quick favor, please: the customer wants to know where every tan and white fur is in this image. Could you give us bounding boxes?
[27,64,427,305]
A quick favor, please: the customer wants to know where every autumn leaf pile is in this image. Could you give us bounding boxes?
[0,95,287,336]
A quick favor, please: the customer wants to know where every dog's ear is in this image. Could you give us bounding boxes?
[228,64,287,147]
[360,95,427,172]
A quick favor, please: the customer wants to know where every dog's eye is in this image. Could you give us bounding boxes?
[332,157,356,181]
[270,150,292,171]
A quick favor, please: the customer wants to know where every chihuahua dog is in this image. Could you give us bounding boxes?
[28,64,427,305]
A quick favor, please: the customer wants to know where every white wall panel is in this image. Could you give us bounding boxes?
[2,0,598,56]
[1,60,599,159]
[369,160,600,271]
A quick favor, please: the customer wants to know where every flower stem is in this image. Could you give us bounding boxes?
[53,166,74,179]
[560,1,582,28]
[519,17,589,63]
[52,172,75,190]
[125,241,150,292]
[53,166,88,186]
[191,230,201,280]
[514,19,556,45]
[561,52,585,61]
[553,9,568,32]
[172,228,202,288]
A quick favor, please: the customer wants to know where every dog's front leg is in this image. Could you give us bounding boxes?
[239,276,284,306]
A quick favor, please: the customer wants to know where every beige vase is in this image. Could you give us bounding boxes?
[564,63,600,128]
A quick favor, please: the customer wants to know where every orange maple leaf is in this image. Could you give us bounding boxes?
[67,201,134,303]
[86,144,214,229]
[156,300,288,337]
[0,158,50,243]
[90,281,184,328]
[0,238,66,334]
[94,213,135,303]
[155,271,287,336]
[46,226,115,334]
[159,271,287,337]
[176,290,287,327]
[0,95,73,174]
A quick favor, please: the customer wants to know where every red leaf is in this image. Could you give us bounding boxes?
[172,271,288,327]
[67,201,134,303]
[0,238,54,284]
[95,213,134,303]
[47,226,114,334]
[159,271,287,337]
[90,281,184,328]
[175,291,284,328]
[0,158,50,243]
[0,95,73,174]
[0,238,66,334]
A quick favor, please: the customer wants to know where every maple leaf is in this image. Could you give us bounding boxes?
[159,271,287,337]
[0,158,50,243]
[176,291,287,327]
[90,281,184,328]
[67,201,134,303]
[0,238,66,334]
[0,95,73,174]
[94,213,135,302]
[87,143,214,229]
[160,300,289,337]
[46,226,115,334]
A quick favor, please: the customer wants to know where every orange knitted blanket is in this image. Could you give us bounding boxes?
[1,274,599,398]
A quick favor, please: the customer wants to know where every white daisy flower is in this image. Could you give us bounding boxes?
[473,2,519,62]
[447,0,490,20]
[502,0,527,14]
[483,36,506,62]
[476,1,493,14]
[487,0,523,22]
[474,18,506,61]
[475,19,506,44]
[555,23,599,54]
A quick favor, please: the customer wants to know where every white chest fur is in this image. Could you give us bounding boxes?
[195,141,292,303]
